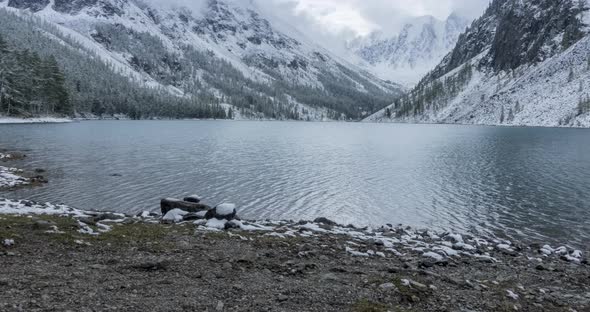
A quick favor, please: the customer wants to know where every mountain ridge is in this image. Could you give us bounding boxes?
[344,13,471,87]
[365,0,590,128]
[0,0,402,120]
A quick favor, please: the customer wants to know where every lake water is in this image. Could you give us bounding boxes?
[1,121,589,246]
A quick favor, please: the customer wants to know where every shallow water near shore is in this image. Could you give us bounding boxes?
[1,120,589,246]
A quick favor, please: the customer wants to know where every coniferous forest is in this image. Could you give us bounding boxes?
[0,34,71,117]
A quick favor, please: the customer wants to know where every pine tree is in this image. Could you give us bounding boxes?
[42,55,71,115]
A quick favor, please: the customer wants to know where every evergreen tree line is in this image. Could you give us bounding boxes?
[0,10,228,120]
[578,95,590,115]
[0,34,71,117]
[391,64,473,118]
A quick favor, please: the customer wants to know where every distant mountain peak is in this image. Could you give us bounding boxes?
[345,13,471,87]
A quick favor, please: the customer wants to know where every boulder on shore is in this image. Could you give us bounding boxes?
[183,195,201,203]
[160,198,210,215]
[205,203,237,221]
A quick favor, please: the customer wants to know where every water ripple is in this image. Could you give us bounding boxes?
[1,121,590,247]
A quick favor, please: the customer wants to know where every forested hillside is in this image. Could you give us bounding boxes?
[0,9,227,119]
[0,34,71,117]
[0,0,402,121]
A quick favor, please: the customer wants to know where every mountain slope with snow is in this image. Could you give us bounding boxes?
[0,0,402,120]
[366,0,590,128]
[346,13,470,87]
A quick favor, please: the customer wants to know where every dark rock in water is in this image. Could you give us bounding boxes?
[30,175,49,184]
[313,217,338,226]
[21,200,35,207]
[205,203,237,220]
[183,195,201,203]
[160,198,210,215]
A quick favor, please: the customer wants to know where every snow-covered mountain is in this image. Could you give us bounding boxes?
[366,0,590,128]
[0,0,402,120]
[345,13,470,87]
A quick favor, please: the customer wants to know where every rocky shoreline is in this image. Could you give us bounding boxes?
[1,197,589,311]
[0,151,48,190]
[0,151,589,311]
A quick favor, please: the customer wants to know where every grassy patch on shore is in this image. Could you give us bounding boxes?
[0,215,192,251]
[0,214,77,240]
[352,299,390,312]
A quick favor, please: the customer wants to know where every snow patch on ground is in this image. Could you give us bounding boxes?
[0,116,72,124]
[162,209,189,223]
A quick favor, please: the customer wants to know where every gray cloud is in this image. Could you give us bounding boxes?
[264,0,490,37]
[141,0,489,39]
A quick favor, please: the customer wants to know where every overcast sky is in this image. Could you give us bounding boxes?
[264,0,490,37]
[147,0,490,40]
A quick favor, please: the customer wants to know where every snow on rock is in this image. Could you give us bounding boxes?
[433,245,459,257]
[496,244,513,252]
[2,238,15,247]
[453,242,476,251]
[205,203,237,220]
[205,218,228,230]
[572,250,583,258]
[445,233,464,243]
[77,221,98,236]
[0,166,29,188]
[554,246,568,255]
[215,203,236,216]
[423,251,445,261]
[345,247,371,257]
[540,245,554,255]
[162,209,189,223]
[0,198,88,217]
[562,254,582,264]
[506,290,520,300]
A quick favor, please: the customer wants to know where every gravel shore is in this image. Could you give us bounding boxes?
[1,205,589,312]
